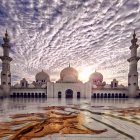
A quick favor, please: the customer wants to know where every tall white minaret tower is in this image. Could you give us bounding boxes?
[0,31,12,96]
[127,31,140,97]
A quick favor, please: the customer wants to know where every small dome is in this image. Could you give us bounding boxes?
[28,84,35,88]
[35,70,50,82]
[92,85,97,88]
[118,84,125,88]
[60,66,78,82]
[104,84,111,88]
[41,84,47,88]
[14,83,21,88]
[89,71,103,82]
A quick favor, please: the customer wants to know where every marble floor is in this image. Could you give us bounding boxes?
[0,98,140,140]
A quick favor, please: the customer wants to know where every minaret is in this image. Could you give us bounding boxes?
[0,30,12,96]
[127,31,140,97]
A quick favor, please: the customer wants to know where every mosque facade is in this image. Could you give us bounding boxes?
[0,31,140,98]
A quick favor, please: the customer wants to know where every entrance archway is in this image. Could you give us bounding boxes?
[28,93,30,98]
[13,93,16,98]
[21,93,23,98]
[35,93,38,98]
[123,94,125,98]
[92,93,96,98]
[24,93,27,98]
[31,93,34,98]
[39,93,41,98]
[42,93,46,98]
[112,94,114,98]
[77,92,80,98]
[115,93,118,98]
[58,92,62,98]
[17,93,19,98]
[104,93,107,98]
[65,89,73,98]
[108,93,111,98]
[101,93,103,98]
[119,93,122,98]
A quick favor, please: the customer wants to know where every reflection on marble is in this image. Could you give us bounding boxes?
[0,98,140,140]
[0,106,107,140]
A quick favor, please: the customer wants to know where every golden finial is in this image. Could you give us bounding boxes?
[3,29,9,43]
[131,30,137,45]
[5,29,8,38]
[133,30,136,38]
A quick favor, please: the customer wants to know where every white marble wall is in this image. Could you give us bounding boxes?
[10,88,47,97]
[47,82,54,98]
[92,89,128,98]
[6,83,140,98]
[85,82,92,98]
[53,82,85,98]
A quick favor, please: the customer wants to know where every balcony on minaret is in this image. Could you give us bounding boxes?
[0,56,12,62]
[127,56,140,62]
[0,31,12,61]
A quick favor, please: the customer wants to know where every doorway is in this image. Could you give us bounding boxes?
[65,89,73,98]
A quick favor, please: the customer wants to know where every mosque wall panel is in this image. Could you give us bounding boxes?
[53,83,85,98]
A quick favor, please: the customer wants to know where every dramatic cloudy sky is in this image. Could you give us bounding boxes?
[0,0,140,86]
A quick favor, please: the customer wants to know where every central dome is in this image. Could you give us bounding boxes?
[60,66,78,82]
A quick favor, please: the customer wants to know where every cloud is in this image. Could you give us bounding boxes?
[0,0,140,86]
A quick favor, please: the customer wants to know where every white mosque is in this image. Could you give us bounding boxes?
[0,30,140,99]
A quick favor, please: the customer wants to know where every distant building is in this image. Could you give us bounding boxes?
[0,31,140,98]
